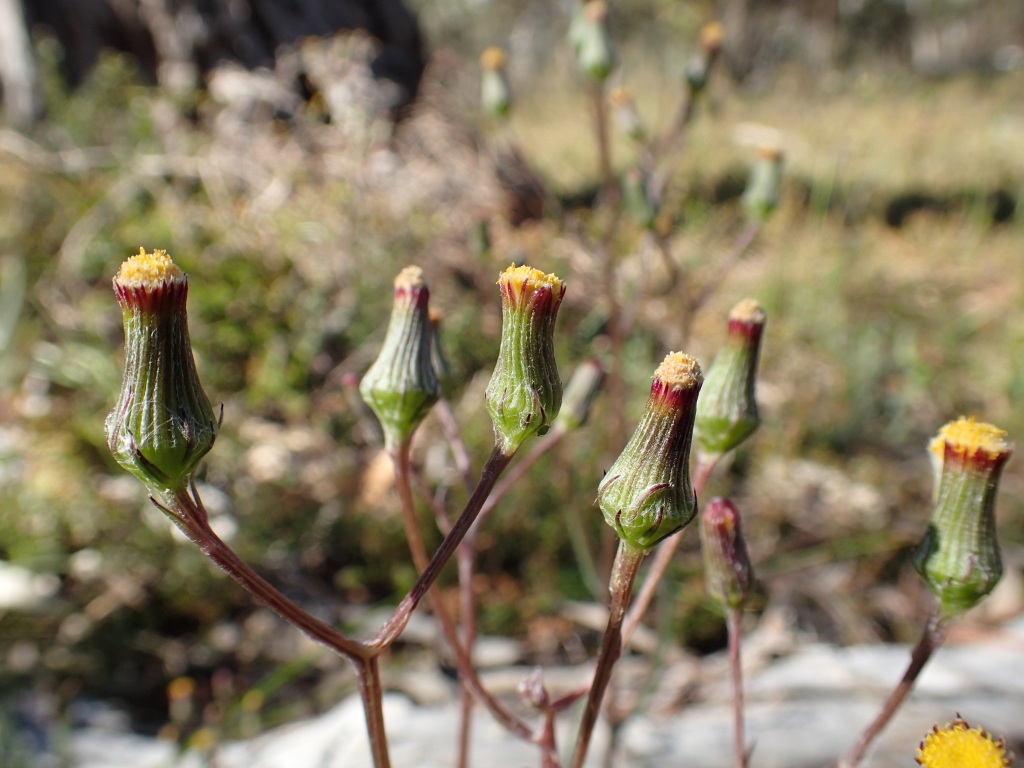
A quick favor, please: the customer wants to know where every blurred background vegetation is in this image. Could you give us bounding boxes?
[1,0,1023,758]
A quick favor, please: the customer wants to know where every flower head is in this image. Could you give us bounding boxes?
[485,265,565,455]
[742,145,784,222]
[916,716,1012,768]
[553,358,604,433]
[480,46,507,72]
[597,353,703,551]
[686,21,724,94]
[428,308,455,395]
[695,298,766,456]
[608,87,645,143]
[570,1,615,83]
[106,249,218,500]
[480,46,512,119]
[915,417,1011,617]
[360,266,441,450]
[699,21,724,54]
[700,497,754,610]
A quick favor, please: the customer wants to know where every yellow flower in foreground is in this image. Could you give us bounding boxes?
[916,717,1012,768]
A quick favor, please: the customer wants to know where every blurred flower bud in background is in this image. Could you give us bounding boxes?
[696,298,766,456]
[360,266,440,450]
[700,497,754,610]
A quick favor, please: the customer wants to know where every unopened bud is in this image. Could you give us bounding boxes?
[608,86,645,142]
[699,21,724,54]
[428,308,455,395]
[554,358,604,432]
[685,22,724,94]
[742,145,784,222]
[485,265,565,455]
[517,667,550,710]
[571,1,615,83]
[700,497,753,609]
[360,266,440,450]
[914,418,1011,618]
[597,353,703,550]
[480,46,512,119]
[696,299,766,456]
[106,249,218,499]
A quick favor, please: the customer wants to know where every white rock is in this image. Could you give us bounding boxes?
[0,561,58,610]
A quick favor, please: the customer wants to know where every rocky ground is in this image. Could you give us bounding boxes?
[63,613,1024,768]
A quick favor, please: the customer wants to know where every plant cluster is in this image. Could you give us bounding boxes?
[101,14,1017,763]
[2,4,1015,768]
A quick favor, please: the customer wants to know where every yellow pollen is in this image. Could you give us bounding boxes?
[395,265,425,289]
[480,46,507,71]
[728,298,766,325]
[116,248,184,287]
[756,144,785,161]
[498,264,563,295]
[700,21,724,52]
[654,352,703,391]
[930,417,1011,462]
[166,676,195,701]
[608,86,631,107]
[584,0,608,23]
[916,719,1011,768]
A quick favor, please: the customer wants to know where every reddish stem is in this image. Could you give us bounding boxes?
[370,446,512,649]
[834,610,948,768]
[727,607,747,768]
[164,489,391,765]
[391,444,538,748]
[568,541,646,768]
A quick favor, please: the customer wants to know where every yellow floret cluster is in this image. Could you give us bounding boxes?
[479,46,507,71]
[930,417,1011,461]
[654,352,703,391]
[916,718,1012,768]
[116,248,184,287]
[728,298,767,325]
[394,265,425,289]
[498,264,563,296]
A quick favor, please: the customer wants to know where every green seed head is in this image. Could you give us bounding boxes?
[695,298,766,456]
[480,47,512,119]
[609,87,645,143]
[914,417,1011,618]
[572,1,615,83]
[428,308,456,396]
[742,146,784,222]
[685,22,724,94]
[597,353,703,551]
[106,249,218,500]
[553,358,604,433]
[700,497,754,610]
[485,264,565,455]
[360,266,441,450]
